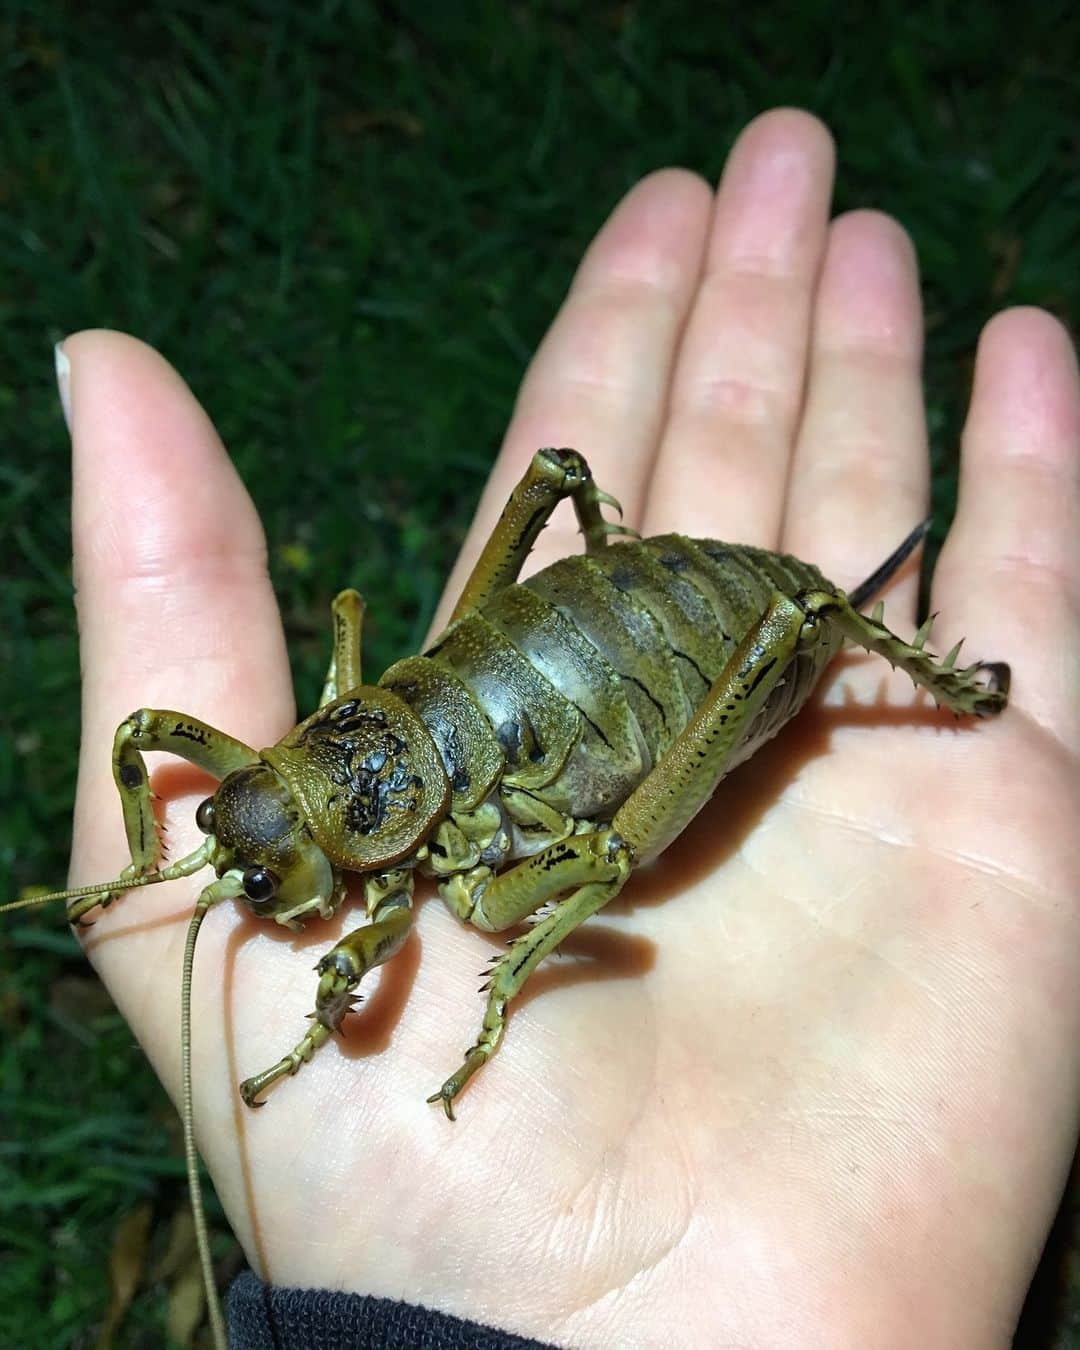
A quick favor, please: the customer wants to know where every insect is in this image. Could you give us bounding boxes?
[5,447,1009,1347]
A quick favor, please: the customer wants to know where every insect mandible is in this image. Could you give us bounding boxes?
[4,446,1010,1347]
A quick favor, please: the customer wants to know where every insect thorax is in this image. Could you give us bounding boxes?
[263,688,450,870]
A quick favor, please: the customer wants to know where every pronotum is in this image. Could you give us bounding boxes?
[5,446,1008,1346]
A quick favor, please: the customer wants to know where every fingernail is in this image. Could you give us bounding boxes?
[54,340,72,431]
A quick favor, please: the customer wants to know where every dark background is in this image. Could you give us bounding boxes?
[1,2,1078,1345]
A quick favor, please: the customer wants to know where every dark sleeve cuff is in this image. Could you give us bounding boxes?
[226,1269,560,1350]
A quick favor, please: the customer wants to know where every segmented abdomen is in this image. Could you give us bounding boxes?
[385,536,838,823]
[526,535,837,797]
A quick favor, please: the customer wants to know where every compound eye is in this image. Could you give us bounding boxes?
[195,797,216,834]
[242,867,279,903]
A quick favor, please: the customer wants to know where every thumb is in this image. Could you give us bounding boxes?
[64,329,293,1089]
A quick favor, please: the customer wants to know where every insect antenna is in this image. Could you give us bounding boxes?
[0,837,216,916]
[181,874,242,1350]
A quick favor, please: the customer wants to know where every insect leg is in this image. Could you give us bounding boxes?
[796,589,1010,717]
[611,592,807,862]
[428,595,809,1116]
[436,813,604,932]
[104,709,260,904]
[318,588,365,706]
[239,877,414,1105]
[435,790,575,914]
[449,447,634,622]
[428,827,633,1117]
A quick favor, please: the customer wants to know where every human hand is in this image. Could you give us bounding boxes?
[65,109,1079,1346]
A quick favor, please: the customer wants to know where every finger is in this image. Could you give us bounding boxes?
[643,108,835,544]
[782,211,927,624]
[932,308,1080,746]
[65,330,292,1036]
[434,169,712,629]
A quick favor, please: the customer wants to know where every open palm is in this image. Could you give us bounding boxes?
[67,111,1079,1347]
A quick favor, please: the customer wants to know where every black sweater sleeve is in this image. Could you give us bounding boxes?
[226,1270,560,1350]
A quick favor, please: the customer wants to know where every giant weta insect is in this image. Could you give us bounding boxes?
[6,448,1008,1346]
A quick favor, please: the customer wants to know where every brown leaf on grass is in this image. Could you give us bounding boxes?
[97,1202,152,1350]
[150,1205,196,1283]
[166,1250,205,1349]
[332,108,423,137]
[988,231,1022,298]
[149,1204,208,1348]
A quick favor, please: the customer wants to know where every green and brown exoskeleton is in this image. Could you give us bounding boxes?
[5,448,1009,1347]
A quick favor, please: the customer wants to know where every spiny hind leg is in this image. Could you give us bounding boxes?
[798,589,1010,716]
[240,876,414,1106]
[318,589,365,706]
[612,591,807,860]
[72,710,260,923]
[428,828,633,1118]
[448,448,636,623]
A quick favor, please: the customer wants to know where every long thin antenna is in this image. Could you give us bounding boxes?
[181,877,239,1350]
[0,838,216,917]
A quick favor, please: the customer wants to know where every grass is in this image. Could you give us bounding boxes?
[0,2,1077,1344]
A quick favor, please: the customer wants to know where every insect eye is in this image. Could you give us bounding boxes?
[242,867,279,903]
[195,797,216,834]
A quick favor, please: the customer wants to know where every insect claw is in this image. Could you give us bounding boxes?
[980,661,1010,696]
[594,490,624,518]
[426,1088,456,1121]
[871,601,885,625]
